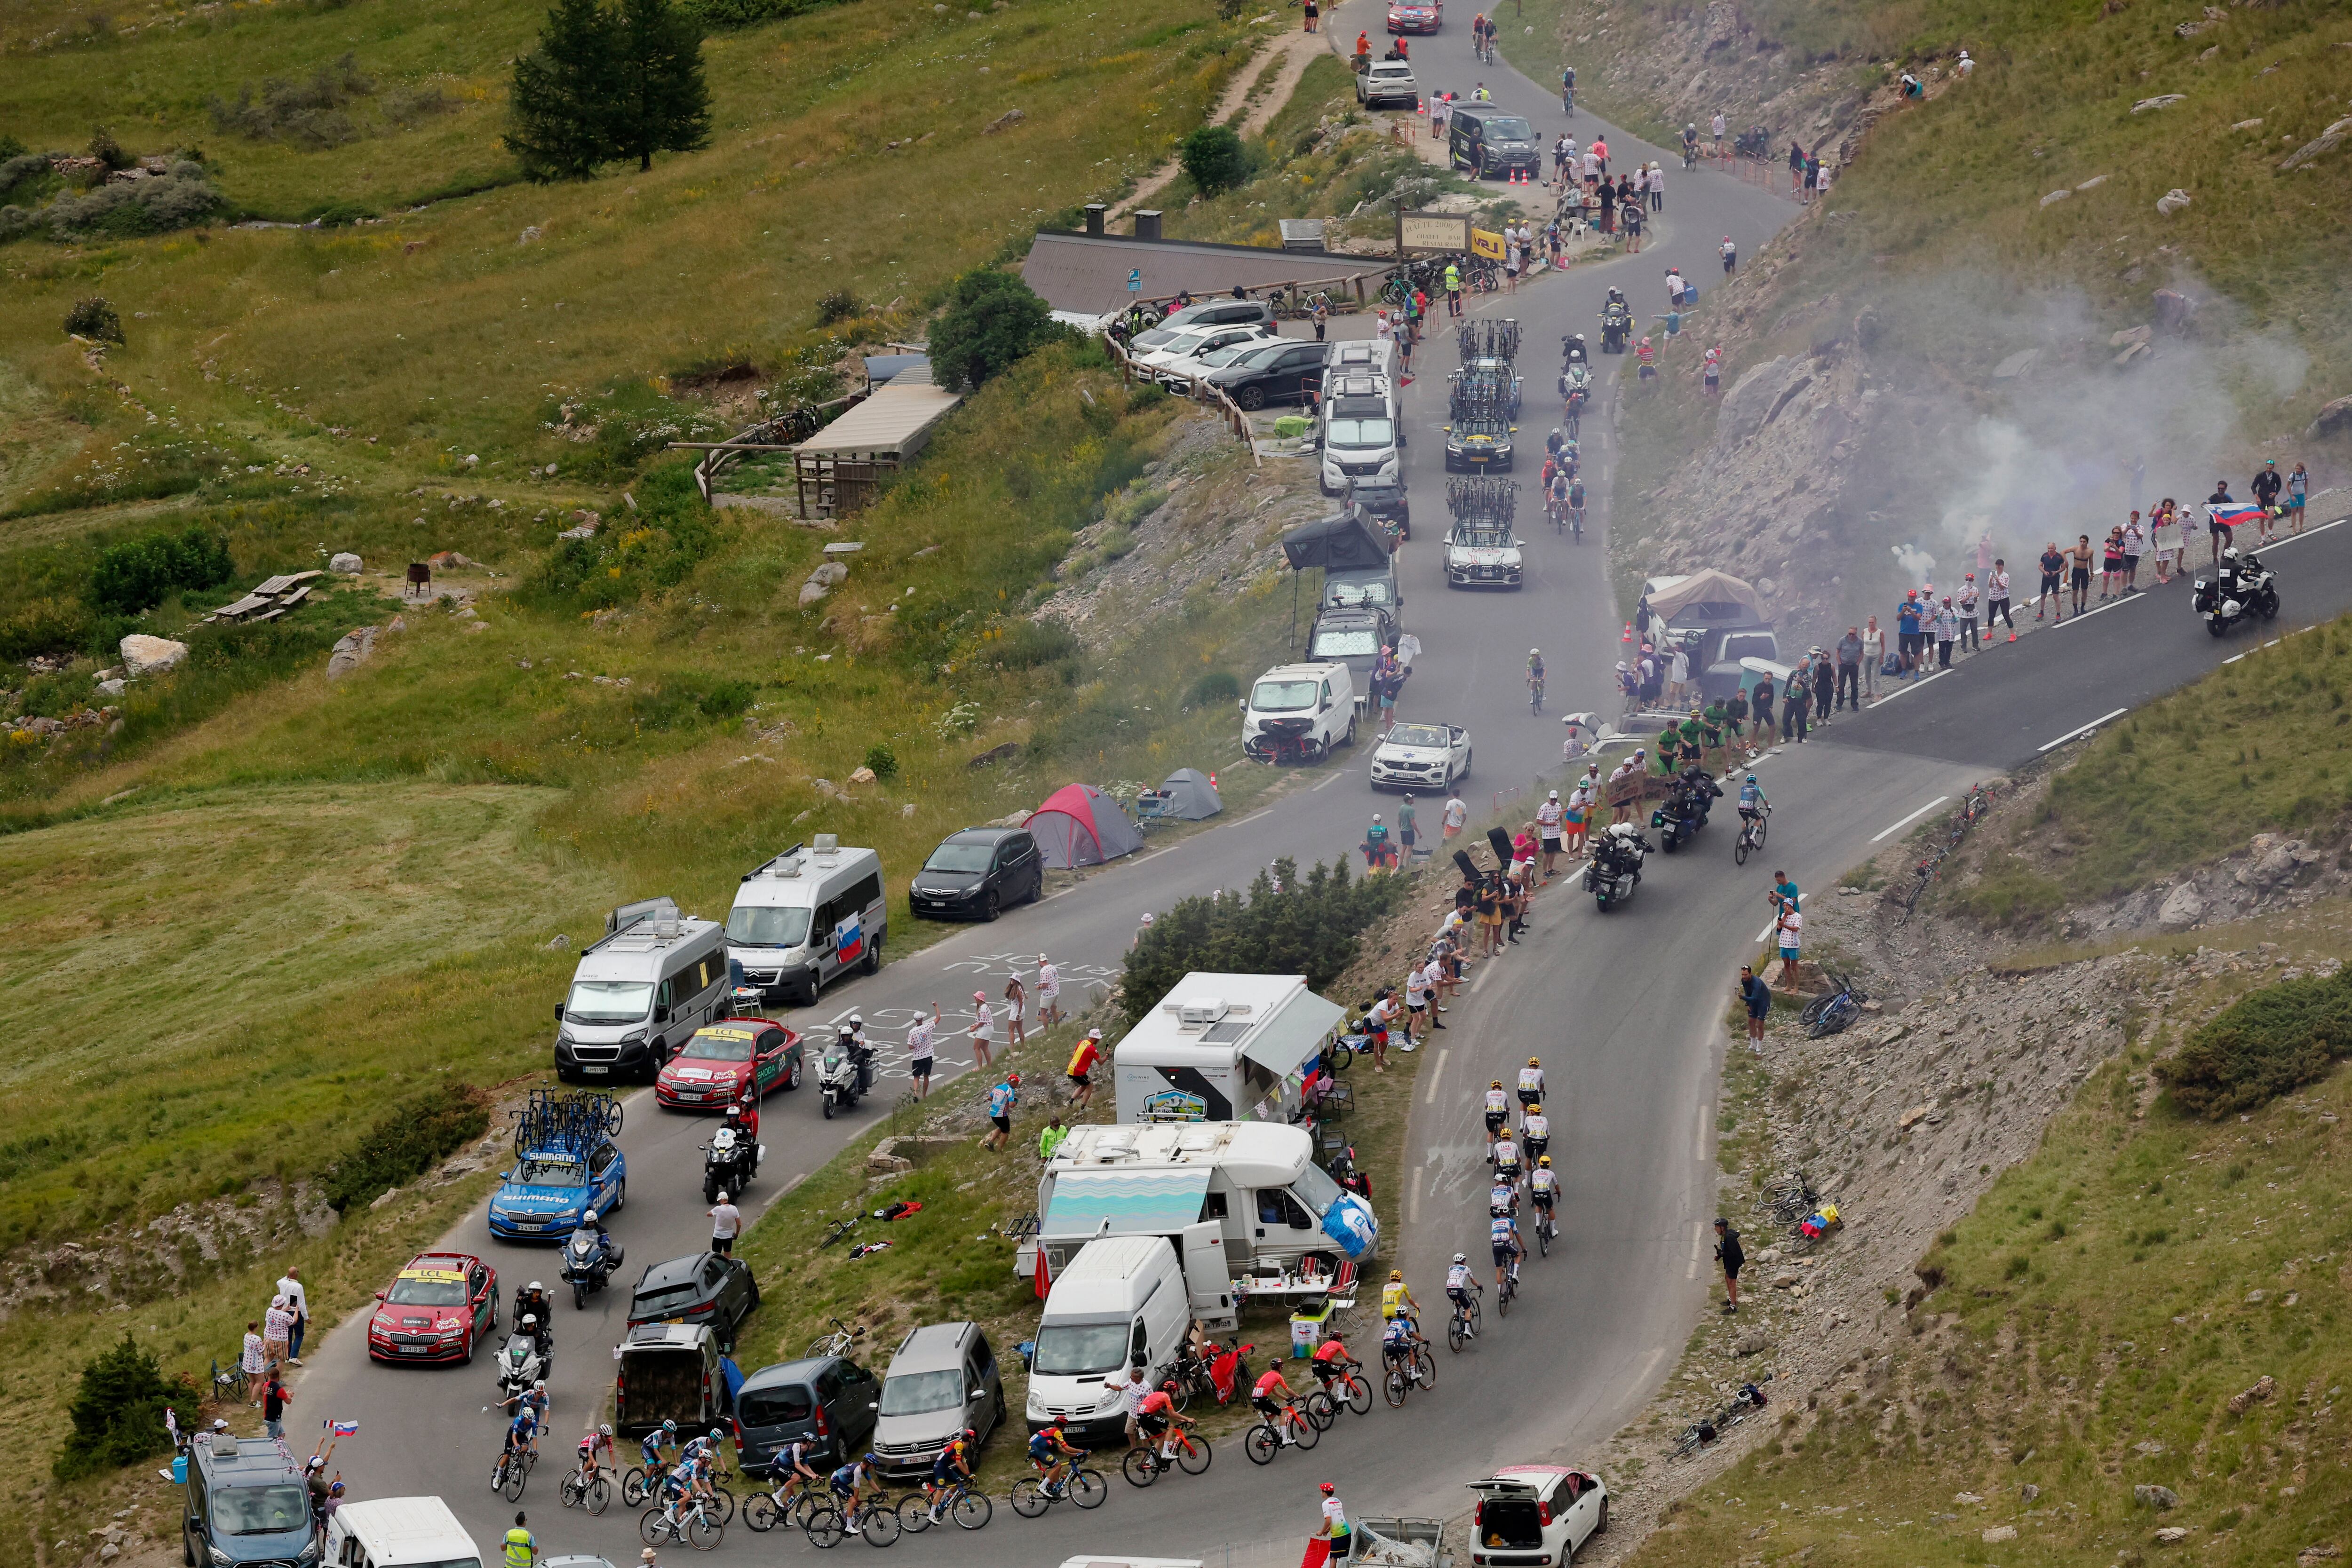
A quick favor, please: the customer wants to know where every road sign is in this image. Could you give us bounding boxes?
[1128,269,1142,293]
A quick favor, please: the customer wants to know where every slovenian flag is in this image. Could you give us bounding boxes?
[832,910,864,965]
[328,1419,360,1436]
[2209,501,2265,531]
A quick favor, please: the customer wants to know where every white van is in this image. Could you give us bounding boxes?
[725,836,889,1005]
[1024,1235,1197,1443]
[1240,660,1358,763]
[1319,372,1402,496]
[555,900,730,1082]
[1033,1120,1379,1287]
[325,1496,480,1568]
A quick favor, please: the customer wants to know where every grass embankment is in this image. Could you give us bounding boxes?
[1624,935,2352,1568]
[1945,616,2352,928]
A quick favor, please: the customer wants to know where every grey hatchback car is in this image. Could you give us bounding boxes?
[869,1322,1007,1481]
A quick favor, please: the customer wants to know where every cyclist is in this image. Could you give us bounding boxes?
[639,1420,679,1492]
[826,1452,887,1529]
[1491,1204,1524,1287]
[575,1424,615,1490]
[1379,1268,1419,1325]
[1251,1364,1303,1446]
[656,1446,716,1530]
[1566,477,1586,534]
[1491,1127,1523,1186]
[1520,1102,1549,1164]
[921,1427,977,1523]
[1517,1057,1545,1107]
[766,1436,824,1514]
[1530,1154,1560,1234]
[1681,122,1700,165]
[1488,1175,1518,1218]
[516,1381,548,1444]
[1561,63,1575,114]
[1027,1421,1083,1497]
[1445,1252,1482,1340]
[1527,649,1545,712]
[1737,773,1769,834]
[1548,467,1570,527]
[1309,1333,1358,1401]
[1380,1311,1422,1383]
[503,1407,539,1468]
[1136,1384,1191,1464]
[1483,1079,1510,1146]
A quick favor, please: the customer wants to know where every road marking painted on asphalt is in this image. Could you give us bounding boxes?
[2037,706,2129,753]
[1868,668,1951,705]
[1425,1047,1451,1104]
[1688,1220,1706,1279]
[1313,770,1346,791]
[1129,844,1179,866]
[2048,590,2148,629]
[1232,808,1273,827]
[1869,795,1950,843]
[1409,1168,1421,1227]
[2256,515,2347,551]
[1695,1101,1711,1164]
[1471,960,1494,994]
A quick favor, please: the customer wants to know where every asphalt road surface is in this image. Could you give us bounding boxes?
[279,15,2352,1561]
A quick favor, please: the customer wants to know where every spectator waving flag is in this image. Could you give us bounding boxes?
[328,1419,360,1436]
[2209,501,2265,531]
[832,909,864,966]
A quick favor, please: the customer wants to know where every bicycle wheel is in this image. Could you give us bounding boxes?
[745,1493,780,1533]
[1122,1447,1161,1488]
[640,1510,675,1546]
[898,1494,937,1532]
[709,1484,735,1524]
[1009,1479,1049,1518]
[1796,992,1831,1027]
[1066,1468,1106,1509]
[588,1473,612,1516]
[952,1489,992,1529]
[1303,1390,1337,1431]
[1538,1215,1552,1257]
[1341,1373,1371,1415]
[1245,1423,1279,1464]
[687,1511,724,1552]
[623,1467,650,1507]
[1414,1345,1437,1388]
[501,1459,529,1502]
[790,1491,821,1530]
[560,1473,585,1510]
[859,1507,901,1546]
[1447,1315,1467,1353]
[1755,814,1768,847]
[804,1507,846,1548]
[1498,1281,1513,1318]
[1734,829,1750,865]
[1177,1434,1213,1475]
[1384,1366,1409,1407]
[1291,1415,1319,1451]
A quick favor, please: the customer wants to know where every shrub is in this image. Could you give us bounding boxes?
[995,618,1081,671]
[2154,967,2352,1118]
[45,174,225,240]
[1187,669,1240,707]
[863,743,899,779]
[0,597,94,661]
[1118,855,1410,1028]
[815,288,862,325]
[0,151,54,207]
[928,269,1069,392]
[64,294,124,344]
[88,524,235,615]
[55,1334,197,1481]
[322,1082,490,1212]
[1178,123,1249,194]
[698,678,753,719]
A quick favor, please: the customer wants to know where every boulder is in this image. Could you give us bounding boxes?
[2226,1374,2276,1414]
[1716,356,1811,448]
[2278,116,2352,174]
[799,560,850,608]
[2158,882,2205,928]
[1732,1330,1772,1356]
[326,626,378,679]
[1983,1526,2017,1543]
[2153,288,2198,333]
[2154,1527,2190,1544]
[2308,395,2352,442]
[982,108,1026,134]
[1992,348,2039,380]
[2039,188,2071,208]
[848,766,878,785]
[119,634,190,677]
[2156,188,2193,216]
[546,934,571,950]
[95,678,126,697]
[330,551,363,573]
[2131,95,2187,113]
[2134,1484,2179,1510]
[2110,325,2153,348]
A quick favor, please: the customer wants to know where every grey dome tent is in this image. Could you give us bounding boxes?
[1026,783,1146,869]
[1155,768,1223,821]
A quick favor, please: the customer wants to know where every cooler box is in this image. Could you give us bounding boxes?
[1290,1299,1333,1358]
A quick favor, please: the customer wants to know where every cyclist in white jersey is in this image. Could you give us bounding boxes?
[1519,1104,1549,1164]
[1445,1255,1481,1339]
[1488,1179,1518,1217]
[1517,1058,1545,1107]
[1491,1134,1523,1185]
[1483,1082,1510,1144]
[1489,1210,1523,1285]
[1530,1155,1559,1212]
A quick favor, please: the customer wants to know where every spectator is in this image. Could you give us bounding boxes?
[1737,965,1771,1052]
[2037,540,2066,621]
[1397,792,1421,861]
[982,1073,1018,1151]
[241,1322,265,1405]
[906,1003,939,1098]
[1835,626,1863,711]
[1703,344,1722,395]
[2100,526,2125,602]
[2252,459,2282,535]
[263,1374,290,1441]
[263,1293,295,1379]
[1986,562,2014,635]
[1750,674,1775,738]
[708,1192,742,1255]
[1648,160,1665,210]
[2123,511,2147,591]
[1714,1219,1745,1314]
[1775,903,1805,990]
[1442,790,1467,844]
[967,990,994,1072]
[1666,641,1690,707]
[2149,502,2180,583]
[1037,954,1062,1028]
[1038,1115,1068,1162]
[1860,615,1884,697]
[2206,480,2235,565]
[1608,753,1642,824]
[2068,533,2097,615]
[1933,595,1959,670]
[277,1265,309,1365]
[1711,110,1726,153]
[1003,974,1027,1050]
[1781,665,1811,743]
[2288,461,2309,534]
[1895,592,1924,677]
[1957,574,1980,652]
[1066,1027,1104,1110]
[1810,648,1835,727]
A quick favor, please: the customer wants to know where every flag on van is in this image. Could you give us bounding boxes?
[833,910,864,965]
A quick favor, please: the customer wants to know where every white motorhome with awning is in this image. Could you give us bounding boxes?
[1020,1120,1380,1330]
[1112,973,1347,1125]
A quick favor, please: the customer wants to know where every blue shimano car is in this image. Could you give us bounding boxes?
[488,1090,627,1242]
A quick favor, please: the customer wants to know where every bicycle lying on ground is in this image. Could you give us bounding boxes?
[1671,1376,1772,1459]
[1798,973,1867,1038]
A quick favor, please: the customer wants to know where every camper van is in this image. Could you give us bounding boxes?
[1319,373,1402,496]
[724,836,889,1005]
[1024,1235,1200,1442]
[1112,974,1348,1124]
[1030,1120,1379,1291]
[325,1497,482,1568]
[554,899,730,1082]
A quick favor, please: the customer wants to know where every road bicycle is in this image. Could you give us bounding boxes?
[804,1490,900,1547]
[641,1493,726,1552]
[490,1444,537,1503]
[1498,1256,1522,1317]
[819,1215,860,1249]
[1670,1377,1772,1460]
[1121,1426,1214,1485]
[742,1472,821,1533]
[1446,1289,1484,1353]
[1568,503,1585,542]
[1529,676,1545,716]
[1302,1362,1373,1427]
[1765,1172,1823,1227]
[1534,1202,1558,1257]
[1243,1399,1320,1463]
[621,1459,673,1507]
[1733,803,1770,865]
[559,1463,612,1515]
[1382,1339,1438,1403]
[807,1317,866,1358]
[899,1473,993,1529]
[1798,973,1867,1039]
[1009,1466,1108,1515]
[1896,782,1996,921]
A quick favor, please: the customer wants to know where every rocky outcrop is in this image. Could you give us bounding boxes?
[119,634,189,676]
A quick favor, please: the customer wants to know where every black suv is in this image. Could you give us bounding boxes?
[1444,416,1517,471]
[1202,339,1328,410]
[909,827,1044,922]
[1347,478,1411,537]
[735,1354,881,1472]
[628,1252,759,1343]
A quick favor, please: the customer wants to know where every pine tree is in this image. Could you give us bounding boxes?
[611,0,712,174]
[505,0,620,182]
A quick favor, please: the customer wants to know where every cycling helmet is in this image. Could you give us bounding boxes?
[710,1428,725,1441]
[534,1378,547,1391]
[1746,773,1757,783]
[1388,1269,1403,1281]
[582,1209,598,1225]
[865,1452,882,1467]
[1320,1481,1338,1495]
[1538,1155,1552,1167]
[1530,647,1541,657]
[1490,1079,1503,1089]
[1453,1252,1468,1264]
[601,1424,614,1438]
[1162,1382,1179,1394]
[1527,1102,1541,1115]
[664,1419,679,1433]
[1528,1056,1540,1067]
[963,1427,979,1441]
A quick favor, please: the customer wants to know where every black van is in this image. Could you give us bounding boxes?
[1447,103,1541,180]
[183,1431,318,1568]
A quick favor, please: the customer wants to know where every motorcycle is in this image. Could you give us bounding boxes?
[2192,551,2278,636]
[560,1228,623,1309]
[1599,305,1631,354]
[1650,784,1709,852]
[1583,824,1652,911]
[818,1031,874,1120]
[701,1123,764,1203]
[494,1326,550,1414]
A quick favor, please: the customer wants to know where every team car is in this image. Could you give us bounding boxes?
[1368,721,1472,792]
[654,1019,803,1112]
[1386,0,1441,32]
[627,1251,761,1342]
[1468,1465,1610,1567]
[366,1251,500,1363]
[488,1088,627,1242]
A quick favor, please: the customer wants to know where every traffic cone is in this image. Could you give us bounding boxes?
[1622,622,1634,644]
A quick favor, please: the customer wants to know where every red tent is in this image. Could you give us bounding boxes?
[1025,784,1146,869]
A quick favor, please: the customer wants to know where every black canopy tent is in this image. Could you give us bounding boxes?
[1280,512,1394,651]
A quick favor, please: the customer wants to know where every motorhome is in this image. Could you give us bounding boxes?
[724,836,889,1005]
[1111,974,1348,1124]
[553,898,729,1083]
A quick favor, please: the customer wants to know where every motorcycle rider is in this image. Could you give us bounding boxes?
[570,1209,612,1286]
[515,1284,554,1344]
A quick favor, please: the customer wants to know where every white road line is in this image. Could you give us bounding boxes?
[2038,705,2129,753]
[2256,515,2347,551]
[1129,844,1179,866]
[1231,808,1274,827]
[1687,1221,1705,1280]
[1634,1344,1668,1387]
[1869,795,1950,843]
[1408,1169,1422,1227]
[2222,652,2246,665]
[1471,961,1495,994]
[1424,1047,1451,1104]
[2049,591,2147,629]
[1313,770,1345,791]
[1694,1101,1711,1163]
[1868,668,1950,706]
[1753,922,1772,943]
